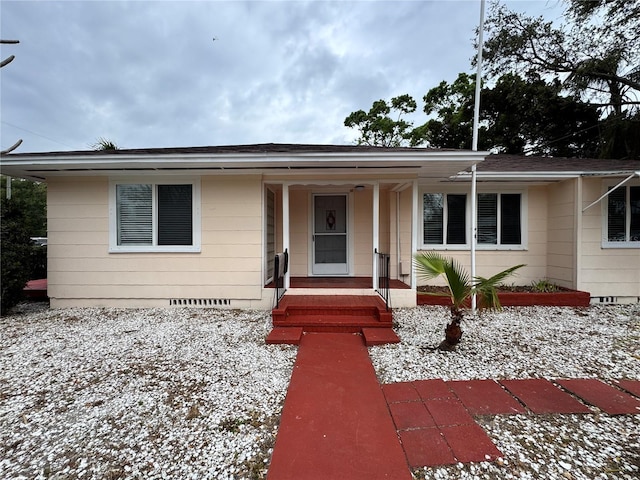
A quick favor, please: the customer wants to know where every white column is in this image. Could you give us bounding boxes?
[372,182,379,290]
[282,183,290,289]
[411,180,418,289]
[471,165,477,311]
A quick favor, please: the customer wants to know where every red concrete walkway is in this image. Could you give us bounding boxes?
[382,377,640,468]
[267,332,640,475]
[267,333,412,480]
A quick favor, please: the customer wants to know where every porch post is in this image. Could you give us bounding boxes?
[372,182,379,290]
[282,183,290,289]
[411,180,418,289]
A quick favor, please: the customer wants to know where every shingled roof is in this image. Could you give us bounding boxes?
[2,143,454,158]
[477,154,640,174]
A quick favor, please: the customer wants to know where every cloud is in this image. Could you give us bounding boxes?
[1,0,563,153]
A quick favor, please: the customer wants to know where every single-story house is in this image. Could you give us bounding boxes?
[1,144,638,308]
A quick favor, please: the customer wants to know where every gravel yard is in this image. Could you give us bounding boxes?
[371,304,640,480]
[1,302,639,479]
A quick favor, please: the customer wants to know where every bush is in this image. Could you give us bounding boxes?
[1,198,34,315]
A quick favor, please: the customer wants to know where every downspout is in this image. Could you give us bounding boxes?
[5,175,11,199]
[470,0,486,313]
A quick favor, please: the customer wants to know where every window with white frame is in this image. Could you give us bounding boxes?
[422,191,524,248]
[604,184,640,246]
[109,178,201,252]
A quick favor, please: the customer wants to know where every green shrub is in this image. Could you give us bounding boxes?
[1,198,34,315]
[530,279,559,293]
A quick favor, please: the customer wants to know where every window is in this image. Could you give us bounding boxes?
[423,193,467,246]
[477,193,522,245]
[605,184,640,246]
[422,191,524,249]
[110,178,201,252]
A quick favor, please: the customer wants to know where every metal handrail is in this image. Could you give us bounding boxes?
[274,249,288,308]
[375,249,391,310]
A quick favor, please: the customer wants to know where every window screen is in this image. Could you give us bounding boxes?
[116,184,152,245]
[423,193,444,244]
[607,187,626,242]
[477,193,497,244]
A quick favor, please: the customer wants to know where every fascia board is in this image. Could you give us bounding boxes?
[1,150,487,175]
[452,171,581,181]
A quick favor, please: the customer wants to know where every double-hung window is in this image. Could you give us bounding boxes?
[422,190,524,249]
[604,183,640,247]
[109,178,201,252]
[477,193,522,245]
[423,193,467,246]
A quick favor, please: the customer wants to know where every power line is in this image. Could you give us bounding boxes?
[1,120,74,149]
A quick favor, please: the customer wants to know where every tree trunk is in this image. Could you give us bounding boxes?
[437,307,464,351]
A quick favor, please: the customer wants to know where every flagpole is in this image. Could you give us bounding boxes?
[471,0,485,313]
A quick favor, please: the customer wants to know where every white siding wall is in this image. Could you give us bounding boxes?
[546,180,576,288]
[579,178,640,299]
[48,175,265,307]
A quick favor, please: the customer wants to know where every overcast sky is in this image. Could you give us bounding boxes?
[1,0,564,153]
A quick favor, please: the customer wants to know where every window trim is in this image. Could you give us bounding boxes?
[109,177,201,253]
[419,187,527,251]
[601,179,640,249]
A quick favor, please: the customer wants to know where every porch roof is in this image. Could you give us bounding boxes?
[0,143,486,181]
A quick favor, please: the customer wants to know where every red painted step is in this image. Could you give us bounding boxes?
[362,327,400,346]
[555,378,640,415]
[267,333,412,480]
[265,327,303,345]
[500,378,591,414]
[448,379,526,415]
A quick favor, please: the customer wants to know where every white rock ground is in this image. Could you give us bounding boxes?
[0,302,638,479]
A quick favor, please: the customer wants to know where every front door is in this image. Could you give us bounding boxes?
[312,194,348,275]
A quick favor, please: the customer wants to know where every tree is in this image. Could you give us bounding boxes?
[413,252,524,351]
[361,72,601,156]
[1,197,35,314]
[481,73,601,157]
[482,1,640,114]
[481,0,640,158]
[416,72,481,150]
[0,177,47,236]
[1,39,22,154]
[344,94,417,147]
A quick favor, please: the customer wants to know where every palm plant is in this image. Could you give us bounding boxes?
[414,252,525,351]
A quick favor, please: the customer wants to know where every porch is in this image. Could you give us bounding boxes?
[265,276,410,289]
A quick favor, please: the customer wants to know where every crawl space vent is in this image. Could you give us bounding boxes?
[170,298,231,307]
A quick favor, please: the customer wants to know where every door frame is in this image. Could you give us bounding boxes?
[308,191,354,276]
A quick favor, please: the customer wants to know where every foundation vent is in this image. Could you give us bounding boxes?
[596,296,617,304]
[169,298,231,307]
